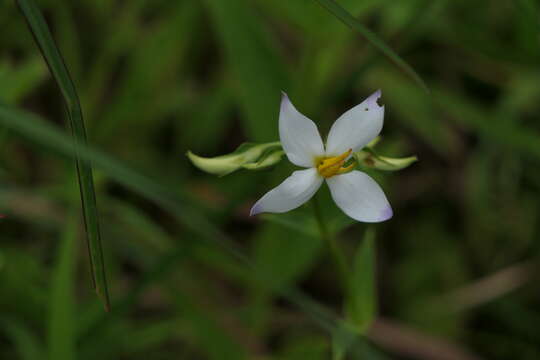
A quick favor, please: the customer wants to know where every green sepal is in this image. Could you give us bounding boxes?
[365,136,381,148]
[354,147,417,171]
[187,141,283,176]
[241,148,285,171]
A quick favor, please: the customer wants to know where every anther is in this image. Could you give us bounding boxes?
[317,149,353,178]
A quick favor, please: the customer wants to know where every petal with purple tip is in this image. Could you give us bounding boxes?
[325,90,384,156]
[326,170,392,223]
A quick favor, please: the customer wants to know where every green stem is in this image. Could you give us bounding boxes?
[312,195,349,287]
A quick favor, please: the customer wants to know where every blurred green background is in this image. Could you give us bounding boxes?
[1,0,540,359]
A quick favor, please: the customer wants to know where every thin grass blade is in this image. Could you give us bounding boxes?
[15,0,110,310]
[314,0,429,92]
[48,216,77,360]
[345,228,377,333]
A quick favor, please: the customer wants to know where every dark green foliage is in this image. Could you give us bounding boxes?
[1,0,539,359]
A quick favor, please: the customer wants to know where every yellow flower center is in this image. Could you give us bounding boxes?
[316,149,354,178]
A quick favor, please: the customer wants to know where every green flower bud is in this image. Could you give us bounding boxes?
[187,141,282,176]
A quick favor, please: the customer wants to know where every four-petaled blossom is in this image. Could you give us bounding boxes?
[250,90,392,223]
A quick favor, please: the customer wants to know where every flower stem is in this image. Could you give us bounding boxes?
[312,195,349,287]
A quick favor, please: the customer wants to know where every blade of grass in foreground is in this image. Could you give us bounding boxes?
[314,0,429,93]
[16,0,110,310]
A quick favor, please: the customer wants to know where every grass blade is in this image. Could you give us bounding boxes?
[345,228,377,333]
[314,0,429,93]
[48,216,77,360]
[16,0,110,310]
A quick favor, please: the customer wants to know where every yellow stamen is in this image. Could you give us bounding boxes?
[316,149,354,178]
[336,162,355,174]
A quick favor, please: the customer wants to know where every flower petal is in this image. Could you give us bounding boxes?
[279,92,325,167]
[326,170,392,222]
[325,90,384,156]
[250,168,323,215]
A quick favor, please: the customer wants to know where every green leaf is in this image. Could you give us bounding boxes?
[314,0,428,93]
[48,216,77,360]
[354,149,418,171]
[345,228,377,333]
[16,0,110,310]
[332,322,356,360]
[332,323,387,360]
[187,141,282,176]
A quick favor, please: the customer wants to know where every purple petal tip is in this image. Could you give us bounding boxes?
[366,89,382,108]
[380,206,393,221]
[249,203,261,216]
[280,92,291,111]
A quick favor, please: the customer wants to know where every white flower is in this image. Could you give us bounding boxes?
[250,90,392,223]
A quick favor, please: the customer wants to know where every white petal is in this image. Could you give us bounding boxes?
[279,92,325,167]
[325,90,384,156]
[326,170,392,223]
[250,168,323,215]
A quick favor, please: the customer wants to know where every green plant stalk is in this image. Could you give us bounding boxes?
[312,195,349,289]
[16,0,110,310]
